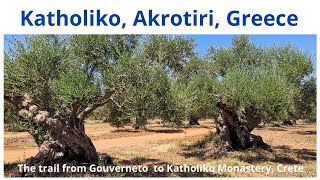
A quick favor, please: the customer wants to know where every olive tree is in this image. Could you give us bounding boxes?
[4,35,140,167]
[205,35,314,152]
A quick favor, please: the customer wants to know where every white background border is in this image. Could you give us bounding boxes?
[0,0,318,179]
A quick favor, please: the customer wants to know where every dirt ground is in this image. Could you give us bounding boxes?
[4,119,317,177]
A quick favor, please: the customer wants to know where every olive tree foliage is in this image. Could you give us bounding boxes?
[97,35,198,129]
[267,44,314,85]
[218,67,298,123]
[206,35,315,123]
[205,35,266,76]
[174,57,219,120]
[5,34,140,116]
[103,55,169,129]
[142,35,196,72]
[267,44,315,121]
[5,35,68,110]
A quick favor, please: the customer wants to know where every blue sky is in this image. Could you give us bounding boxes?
[4,34,317,67]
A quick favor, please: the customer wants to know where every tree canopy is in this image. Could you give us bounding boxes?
[5,34,316,131]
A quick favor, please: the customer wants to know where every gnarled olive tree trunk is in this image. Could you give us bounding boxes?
[5,91,114,168]
[207,101,266,157]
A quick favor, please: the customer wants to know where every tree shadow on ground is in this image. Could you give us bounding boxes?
[271,154,300,164]
[267,127,288,131]
[231,147,303,164]
[238,145,317,165]
[274,146,316,161]
[293,130,316,135]
[179,132,223,160]
[237,149,270,164]
[179,132,316,166]
[146,129,184,133]
[180,148,209,160]
[111,129,140,133]
[183,125,213,129]
[297,149,317,161]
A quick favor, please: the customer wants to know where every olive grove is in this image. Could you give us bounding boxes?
[4,35,315,167]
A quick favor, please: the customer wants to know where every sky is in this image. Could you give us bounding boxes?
[4,34,317,67]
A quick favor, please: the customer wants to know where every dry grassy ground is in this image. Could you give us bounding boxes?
[4,119,316,177]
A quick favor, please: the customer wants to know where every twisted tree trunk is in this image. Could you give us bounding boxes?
[5,91,115,170]
[207,101,266,157]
